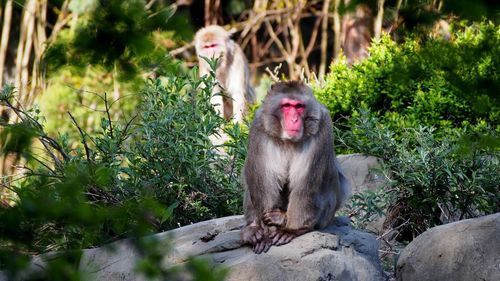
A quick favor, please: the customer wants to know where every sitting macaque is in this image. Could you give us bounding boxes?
[241,81,351,254]
[195,25,255,123]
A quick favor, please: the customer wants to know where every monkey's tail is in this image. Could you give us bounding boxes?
[337,168,353,208]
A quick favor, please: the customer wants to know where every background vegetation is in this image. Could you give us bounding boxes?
[0,0,498,280]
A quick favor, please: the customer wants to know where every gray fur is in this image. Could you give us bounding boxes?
[243,81,351,234]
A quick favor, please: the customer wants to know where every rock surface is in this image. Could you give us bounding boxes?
[337,154,386,194]
[396,212,500,281]
[12,216,385,281]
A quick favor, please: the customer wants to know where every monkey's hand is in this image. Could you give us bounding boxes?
[241,223,273,254]
[241,223,264,245]
[262,209,287,227]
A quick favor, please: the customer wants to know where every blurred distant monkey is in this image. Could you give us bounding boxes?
[195,25,255,123]
[341,4,373,64]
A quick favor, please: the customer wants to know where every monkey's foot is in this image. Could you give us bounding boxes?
[262,209,287,227]
[253,237,272,254]
[269,229,296,246]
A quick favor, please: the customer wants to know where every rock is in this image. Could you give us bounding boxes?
[338,154,387,235]
[396,212,500,281]
[337,154,386,194]
[5,216,384,281]
[78,216,384,281]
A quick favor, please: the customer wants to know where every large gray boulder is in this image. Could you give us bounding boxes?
[397,212,500,281]
[14,216,385,281]
[337,154,386,194]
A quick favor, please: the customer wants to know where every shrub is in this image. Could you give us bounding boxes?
[339,111,500,240]
[0,60,243,279]
[316,21,499,141]
[126,65,245,226]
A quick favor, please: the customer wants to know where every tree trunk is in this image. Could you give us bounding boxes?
[332,0,341,62]
[0,0,13,87]
[318,0,331,80]
[20,0,36,106]
[204,0,221,26]
[374,0,385,39]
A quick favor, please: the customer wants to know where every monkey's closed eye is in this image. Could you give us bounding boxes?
[281,103,291,108]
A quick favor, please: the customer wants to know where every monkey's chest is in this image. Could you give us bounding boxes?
[261,140,313,183]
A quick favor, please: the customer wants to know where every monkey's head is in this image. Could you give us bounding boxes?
[194,25,231,61]
[261,81,322,142]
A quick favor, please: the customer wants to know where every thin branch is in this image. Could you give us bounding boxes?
[68,111,91,162]
[39,138,64,170]
[377,218,410,240]
[121,114,138,141]
[47,0,70,43]
[303,16,322,58]
[40,135,70,162]
[104,92,114,139]
[29,155,55,174]
[264,20,288,56]
[318,0,331,79]
[169,41,194,56]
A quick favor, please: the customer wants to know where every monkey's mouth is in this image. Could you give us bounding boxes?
[285,129,302,138]
[203,44,218,49]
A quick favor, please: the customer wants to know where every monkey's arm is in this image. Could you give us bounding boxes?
[226,51,248,123]
[245,114,289,214]
[242,120,288,253]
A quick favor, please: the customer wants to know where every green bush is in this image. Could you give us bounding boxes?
[321,20,500,239]
[0,59,243,279]
[126,65,245,226]
[316,21,499,140]
[339,111,499,240]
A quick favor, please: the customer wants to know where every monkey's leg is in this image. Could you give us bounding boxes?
[231,88,245,123]
[266,187,318,247]
[242,189,271,254]
[210,86,224,118]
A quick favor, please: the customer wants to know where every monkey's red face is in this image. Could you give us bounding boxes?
[280,98,305,140]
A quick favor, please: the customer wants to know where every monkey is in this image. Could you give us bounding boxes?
[240,81,351,254]
[341,4,373,64]
[194,25,255,123]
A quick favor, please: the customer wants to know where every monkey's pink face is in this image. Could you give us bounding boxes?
[280,98,305,140]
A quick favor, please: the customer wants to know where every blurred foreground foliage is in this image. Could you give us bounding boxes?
[40,0,192,138]
[0,61,241,279]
